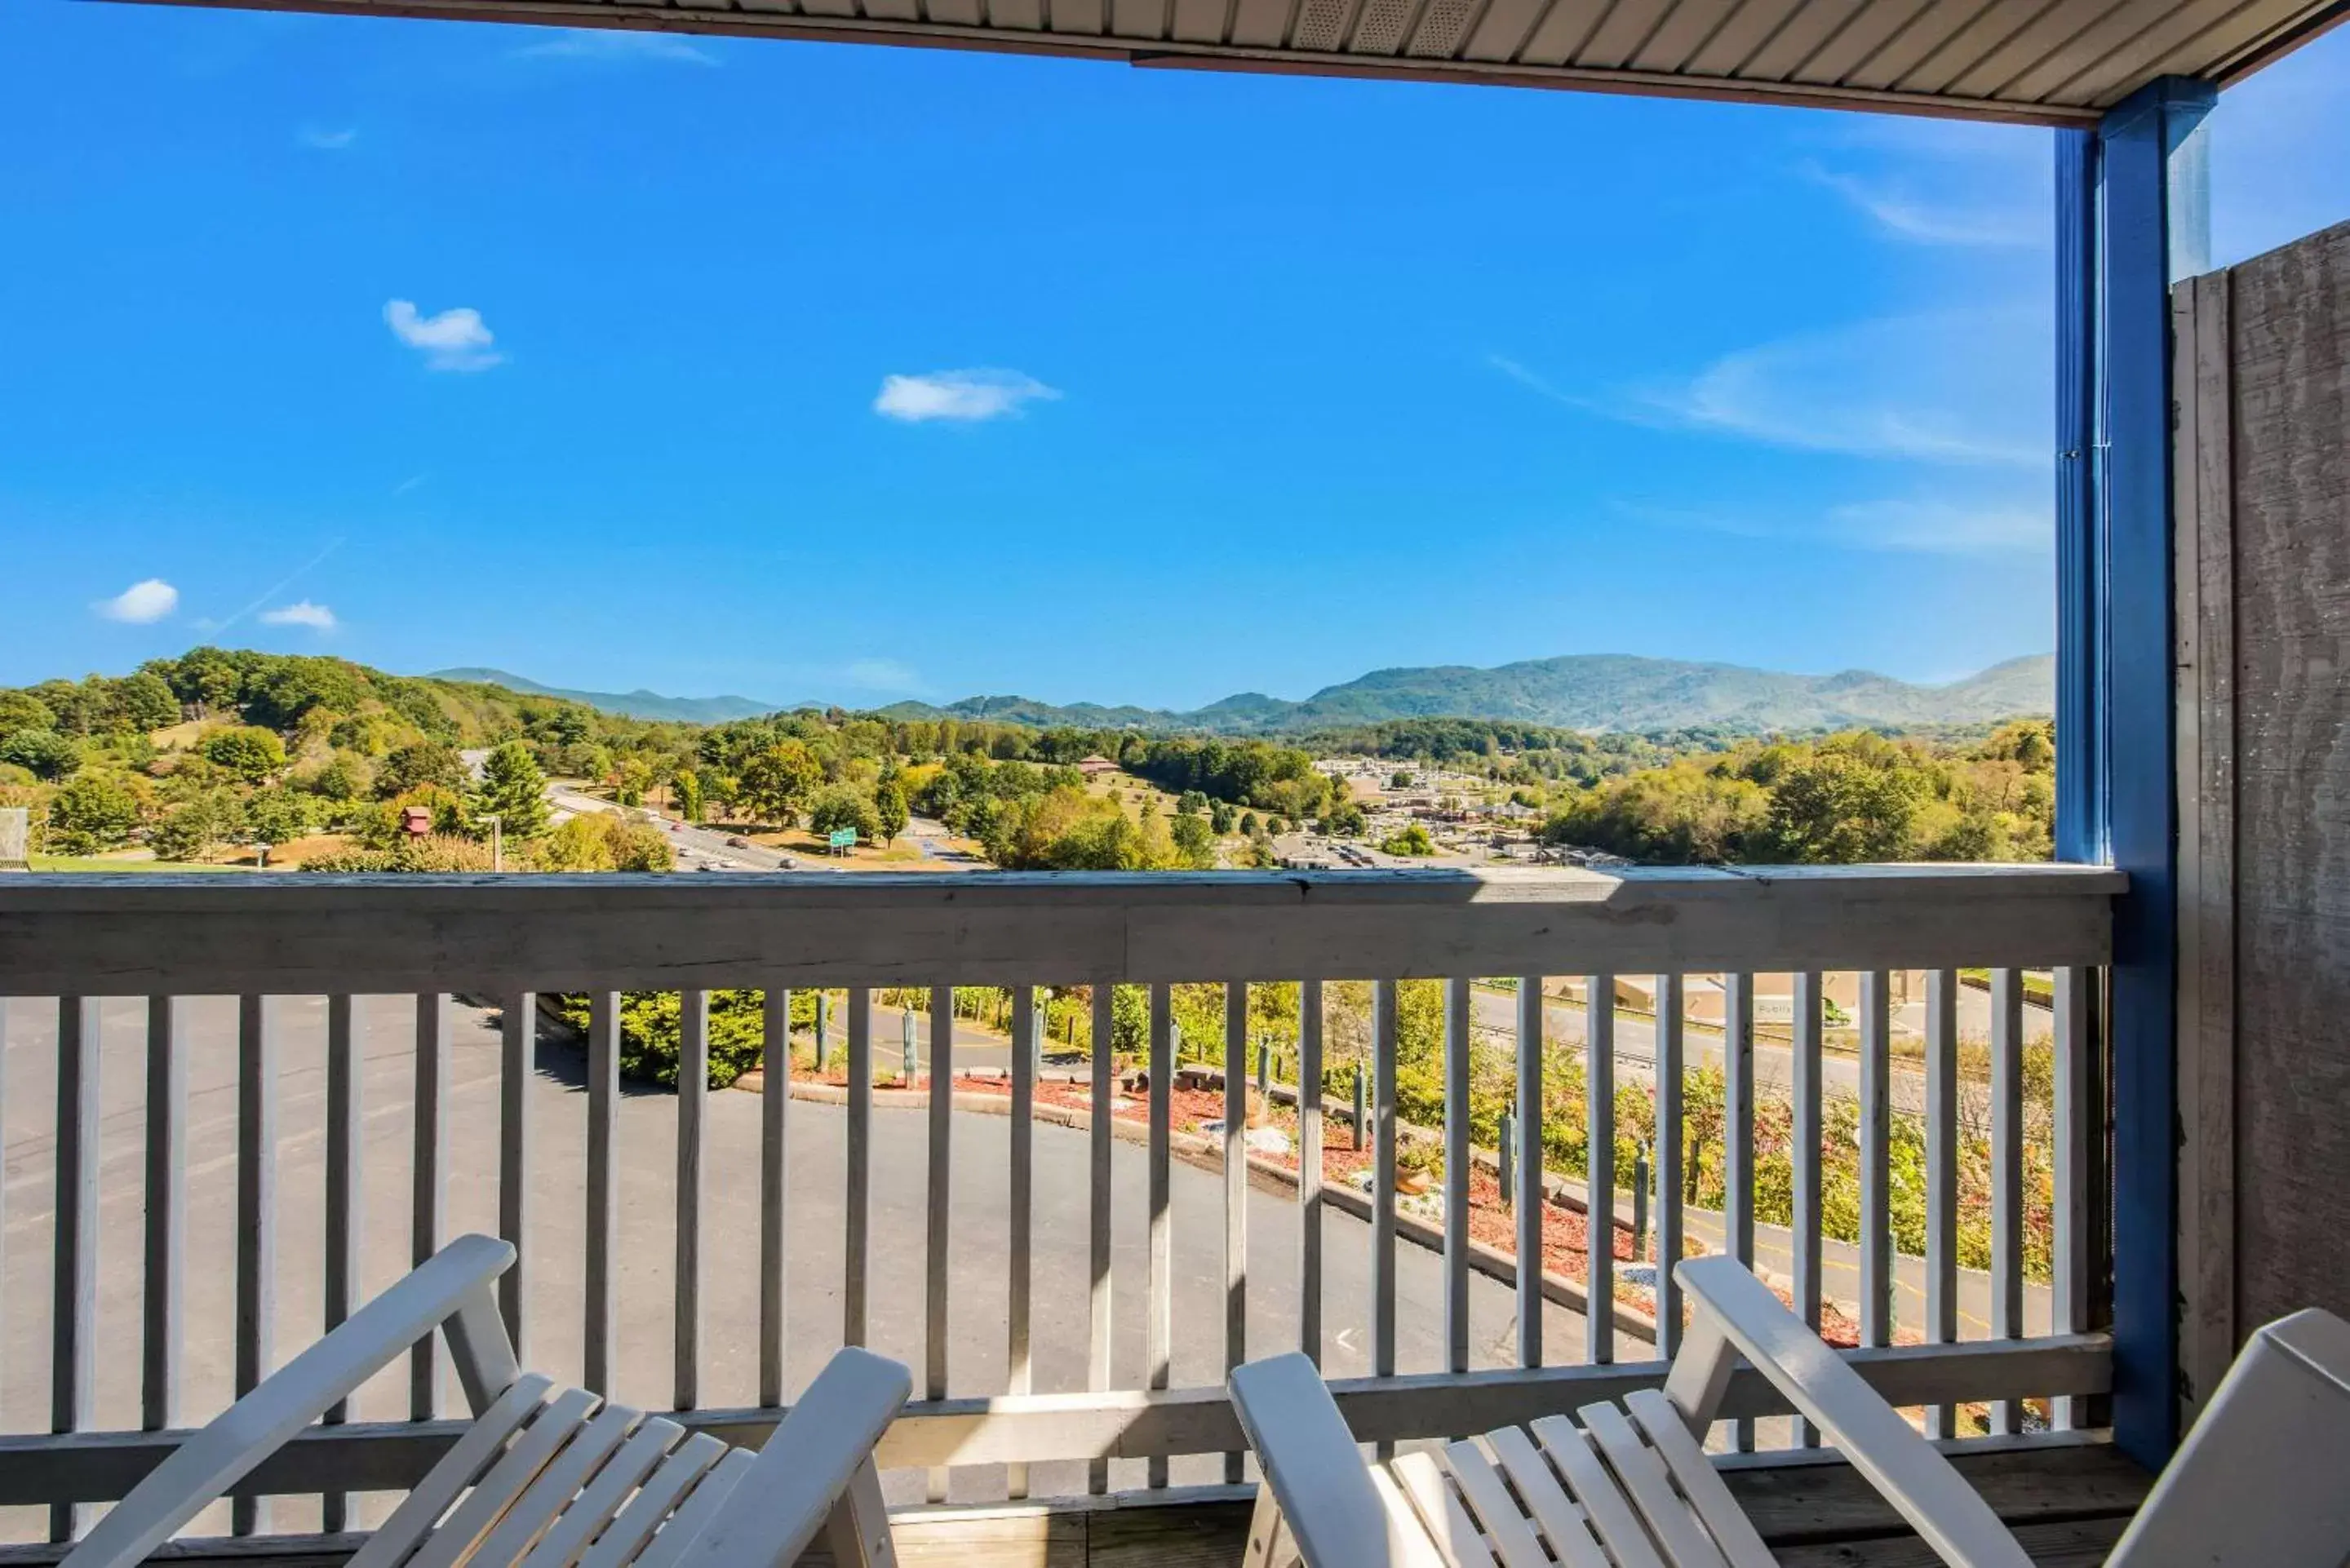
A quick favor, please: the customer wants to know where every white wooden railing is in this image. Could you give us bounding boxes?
[0,864,2118,1542]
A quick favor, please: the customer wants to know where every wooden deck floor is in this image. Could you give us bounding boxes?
[0,1442,2150,1568]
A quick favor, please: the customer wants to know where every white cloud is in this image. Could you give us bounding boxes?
[1820,498,2046,556]
[514,29,718,64]
[393,473,428,496]
[385,299,503,372]
[260,600,338,631]
[1622,494,2047,559]
[1628,309,2051,467]
[95,578,179,623]
[298,126,357,150]
[1798,117,2050,249]
[1486,354,1573,403]
[844,658,923,693]
[875,369,1060,423]
[1801,163,2041,247]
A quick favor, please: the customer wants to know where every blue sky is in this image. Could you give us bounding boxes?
[2,2,2344,711]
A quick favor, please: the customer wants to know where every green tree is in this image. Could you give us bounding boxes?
[0,728,79,781]
[1380,822,1436,857]
[1171,811,1217,867]
[246,789,314,847]
[474,741,552,839]
[740,741,823,827]
[375,739,463,799]
[808,786,880,844]
[0,691,58,733]
[675,768,705,824]
[874,780,908,846]
[1316,799,1366,837]
[202,725,288,783]
[151,789,247,862]
[49,773,140,854]
[111,671,182,732]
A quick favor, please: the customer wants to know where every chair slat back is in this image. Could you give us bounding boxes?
[2108,1309,2350,1568]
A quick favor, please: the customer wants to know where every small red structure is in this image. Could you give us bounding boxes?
[1077,755,1119,777]
[400,805,433,837]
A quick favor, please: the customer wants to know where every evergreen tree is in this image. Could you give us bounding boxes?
[475,741,552,839]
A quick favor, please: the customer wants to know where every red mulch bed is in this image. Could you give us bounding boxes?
[797,1065,1880,1344]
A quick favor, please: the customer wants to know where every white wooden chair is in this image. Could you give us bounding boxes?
[1228,1255,2350,1568]
[61,1235,911,1568]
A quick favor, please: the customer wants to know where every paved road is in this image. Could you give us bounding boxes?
[1,995,1593,1536]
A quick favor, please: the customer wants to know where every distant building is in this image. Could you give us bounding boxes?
[400,805,434,837]
[1077,755,1120,777]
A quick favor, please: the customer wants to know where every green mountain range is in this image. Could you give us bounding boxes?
[874,653,2055,734]
[436,653,2052,733]
[428,668,783,725]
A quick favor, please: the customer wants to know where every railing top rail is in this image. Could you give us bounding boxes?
[0,863,2122,994]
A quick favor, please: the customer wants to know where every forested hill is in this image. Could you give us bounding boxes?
[876,653,2055,735]
[429,667,778,724]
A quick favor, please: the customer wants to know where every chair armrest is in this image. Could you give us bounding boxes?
[678,1347,913,1568]
[1229,1353,1426,1568]
[1669,1257,2033,1568]
[60,1234,517,1568]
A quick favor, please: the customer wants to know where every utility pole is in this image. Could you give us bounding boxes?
[484,813,503,873]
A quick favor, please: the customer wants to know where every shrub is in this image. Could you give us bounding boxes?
[534,812,676,872]
[546,990,819,1088]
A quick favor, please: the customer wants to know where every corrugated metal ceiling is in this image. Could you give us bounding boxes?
[121,0,2347,122]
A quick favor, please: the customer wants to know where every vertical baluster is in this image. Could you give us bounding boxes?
[1219,983,1248,1482]
[1724,972,1754,1451]
[760,986,791,1409]
[1372,980,1399,1418]
[925,983,955,1503]
[1860,968,1899,1448]
[1442,978,1471,1376]
[845,988,872,1349]
[1088,983,1116,1492]
[1146,982,1173,1490]
[1298,981,1325,1368]
[1010,986,1037,1498]
[321,996,358,1532]
[1656,974,1686,1358]
[1587,973,1616,1368]
[412,993,448,1420]
[499,993,534,1368]
[51,997,99,1543]
[585,991,619,1397]
[2052,966,2094,1430]
[1991,968,2024,1433]
[1926,969,1960,1439]
[1515,977,1544,1369]
[144,995,187,1437]
[1792,972,1824,1446]
[234,994,276,1537]
[675,990,707,1411]
[1860,972,1893,1364]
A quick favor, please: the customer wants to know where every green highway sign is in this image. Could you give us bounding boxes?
[828,827,858,849]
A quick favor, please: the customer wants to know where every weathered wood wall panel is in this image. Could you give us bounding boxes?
[2176,218,2350,1394]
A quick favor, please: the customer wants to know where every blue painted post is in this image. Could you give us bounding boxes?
[2062,76,2215,1468]
[815,993,831,1075]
